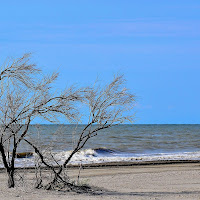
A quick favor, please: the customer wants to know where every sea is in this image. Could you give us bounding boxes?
[1,124,200,168]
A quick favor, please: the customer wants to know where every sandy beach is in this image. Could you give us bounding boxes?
[0,162,200,200]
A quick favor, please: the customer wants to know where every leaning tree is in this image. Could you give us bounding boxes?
[0,53,135,191]
[25,74,135,191]
[0,54,83,188]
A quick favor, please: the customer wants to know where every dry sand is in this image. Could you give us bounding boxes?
[0,162,200,200]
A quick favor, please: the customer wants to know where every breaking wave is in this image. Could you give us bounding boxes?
[0,148,200,168]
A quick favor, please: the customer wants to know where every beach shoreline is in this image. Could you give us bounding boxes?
[0,159,199,171]
[0,162,200,199]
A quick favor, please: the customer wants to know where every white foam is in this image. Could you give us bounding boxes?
[65,150,200,165]
[0,149,200,168]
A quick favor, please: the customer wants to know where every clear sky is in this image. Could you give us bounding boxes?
[0,1,200,124]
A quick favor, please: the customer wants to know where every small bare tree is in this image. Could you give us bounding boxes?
[25,75,135,191]
[0,54,83,188]
[0,53,135,192]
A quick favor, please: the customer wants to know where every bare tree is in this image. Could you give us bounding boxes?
[25,75,135,191]
[0,53,135,192]
[0,54,83,188]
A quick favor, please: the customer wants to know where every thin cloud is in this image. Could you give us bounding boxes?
[1,19,200,42]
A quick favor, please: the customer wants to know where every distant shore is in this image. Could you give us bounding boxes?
[0,162,200,199]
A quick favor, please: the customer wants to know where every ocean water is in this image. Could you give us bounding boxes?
[1,124,200,167]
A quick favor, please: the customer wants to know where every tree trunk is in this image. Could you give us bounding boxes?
[0,144,15,188]
[7,170,15,188]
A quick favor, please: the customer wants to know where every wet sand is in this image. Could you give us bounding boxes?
[0,162,200,200]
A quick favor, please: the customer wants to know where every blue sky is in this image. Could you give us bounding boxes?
[0,1,200,124]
